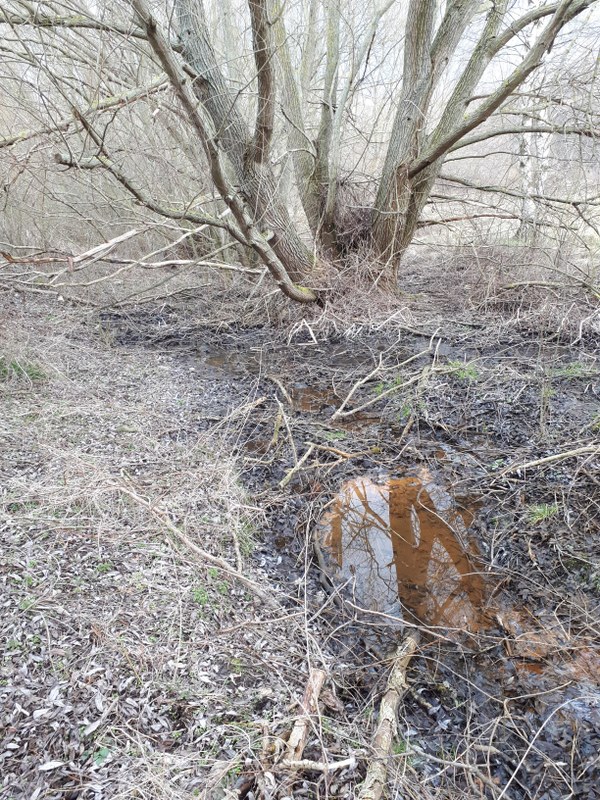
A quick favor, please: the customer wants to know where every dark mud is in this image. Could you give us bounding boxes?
[98,307,600,799]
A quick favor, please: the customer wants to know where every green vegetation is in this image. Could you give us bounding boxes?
[191,585,209,606]
[393,739,409,755]
[526,502,559,524]
[324,430,347,441]
[447,359,480,382]
[547,362,596,379]
[0,357,46,383]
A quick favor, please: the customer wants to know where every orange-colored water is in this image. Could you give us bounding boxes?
[319,475,487,632]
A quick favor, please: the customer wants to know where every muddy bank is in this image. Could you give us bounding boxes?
[97,306,600,799]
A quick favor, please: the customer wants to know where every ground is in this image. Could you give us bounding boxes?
[1,274,599,800]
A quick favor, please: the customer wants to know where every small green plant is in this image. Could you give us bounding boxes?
[547,362,594,379]
[96,562,113,574]
[192,585,209,606]
[93,746,111,766]
[397,401,412,421]
[230,657,244,674]
[0,357,46,383]
[393,739,409,755]
[19,597,35,611]
[324,430,347,442]
[447,359,480,382]
[207,567,219,580]
[526,502,559,523]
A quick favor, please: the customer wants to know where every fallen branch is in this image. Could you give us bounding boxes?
[278,440,370,488]
[211,397,267,432]
[284,756,356,772]
[284,668,327,763]
[497,445,599,476]
[333,366,431,420]
[115,478,276,607]
[358,632,420,800]
[332,349,432,421]
[279,443,315,488]
[331,354,383,420]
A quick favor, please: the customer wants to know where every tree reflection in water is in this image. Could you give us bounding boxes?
[320,476,486,632]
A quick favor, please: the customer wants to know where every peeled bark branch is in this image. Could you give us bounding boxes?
[358,633,419,800]
[284,668,327,763]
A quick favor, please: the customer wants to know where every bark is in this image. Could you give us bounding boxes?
[314,0,340,249]
[372,0,436,269]
[174,0,318,286]
[358,633,420,800]
[373,0,594,275]
[131,0,316,303]
[272,0,322,233]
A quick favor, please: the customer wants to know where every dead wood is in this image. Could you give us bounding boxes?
[358,632,420,800]
[284,667,327,763]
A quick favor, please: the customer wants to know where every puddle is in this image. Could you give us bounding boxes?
[289,384,337,412]
[317,473,487,632]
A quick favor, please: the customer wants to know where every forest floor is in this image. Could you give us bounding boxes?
[1,275,599,800]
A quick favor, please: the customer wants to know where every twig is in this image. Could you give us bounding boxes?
[114,478,276,606]
[333,365,432,419]
[358,632,420,800]
[284,756,356,772]
[268,375,292,405]
[279,443,315,488]
[211,397,267,432]
[331,354,383,420]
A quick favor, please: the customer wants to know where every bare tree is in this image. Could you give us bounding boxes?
[1,0,598,303]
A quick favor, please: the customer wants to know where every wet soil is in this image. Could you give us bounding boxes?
[97,306,600,799]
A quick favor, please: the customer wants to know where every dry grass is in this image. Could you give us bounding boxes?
[0,297,345,799]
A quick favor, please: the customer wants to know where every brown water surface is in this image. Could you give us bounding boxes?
[318,474,487,632]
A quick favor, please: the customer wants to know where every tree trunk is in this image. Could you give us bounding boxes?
[372,0,435,272]
[175,0,318,285]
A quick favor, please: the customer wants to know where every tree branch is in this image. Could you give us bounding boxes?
[410,0,596,178]
[0,77,168,150]
[130,0,316,303]
[0,9,147,38]
[449,123,600,152]
[248,0,275,164]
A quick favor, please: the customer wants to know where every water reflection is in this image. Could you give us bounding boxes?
[319,476,486,631]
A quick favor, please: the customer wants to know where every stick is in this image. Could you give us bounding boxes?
[284,756,356,772]
[497,445,599,476]
[284,668,327,763]
[115,479,276,607]
[358,632,420,800]
[211,397,266,431]
[279,443,315,488]
[332,349,433,421]
[331,354,383,420]
[333,365,432,420]
[276,398,298,465]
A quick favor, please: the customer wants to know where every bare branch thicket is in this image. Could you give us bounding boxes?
[0,0,599,303]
